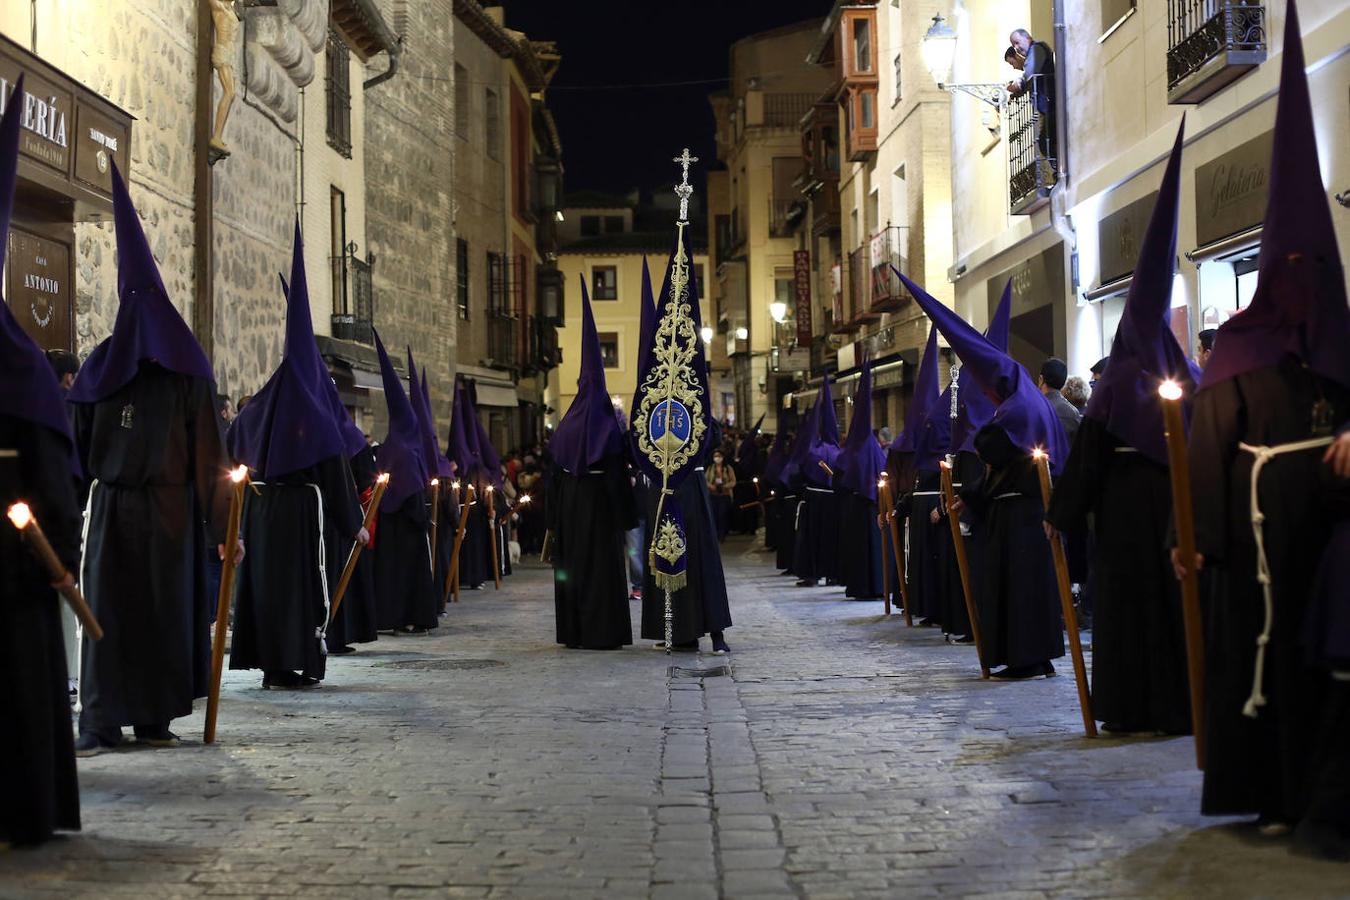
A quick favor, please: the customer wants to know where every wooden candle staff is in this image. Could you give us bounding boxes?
[1159,379,1206,767]
[486,485,501,590]
[497,493,531,527]
[429,478,440,579]
[328,472,389,626]
[6,502,104,640]
[878,479,911,626]
[445,482,474,605]
[875,480,892,617]
[940,459,988,679]
[1032,449,1097,738]
[204,465,248,745]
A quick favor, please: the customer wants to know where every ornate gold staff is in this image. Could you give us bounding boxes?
[1033,448,1096,738]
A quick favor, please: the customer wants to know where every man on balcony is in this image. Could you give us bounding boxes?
[1006,29,1057,161]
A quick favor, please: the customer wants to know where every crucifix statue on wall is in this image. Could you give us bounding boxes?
[207,0,239,162]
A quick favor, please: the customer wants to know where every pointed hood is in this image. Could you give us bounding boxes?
[552,275,626,474]
[372,329,428,510]
[446,379,480,478]
[1201,1,1350,392]
[836,359,887,500]
[950,279,1012,455]
[895,268,1069,472]
[761,413,794,485]
[227,224,364,477]
[628,255,658,450]
[788,375,840,488]
[68,159,214,403]
[0,75,75,461]
[1085,121,1201,464]
[894,324,942,457]
[464,386,503,487]
[417,367,455,478]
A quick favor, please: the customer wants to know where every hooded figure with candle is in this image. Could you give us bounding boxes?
[760,416,796,569]
[1181,4,1350,854]
[369,331,439,634]
[895,269,1068,680]
[1045,123,1195,735]
[0,75,83,845]
[788,375,842,587]
[548,276,638,649]
[897,326,949,626]
[225,225,368,689]
[833,358,887,600]
[68,161,238,755]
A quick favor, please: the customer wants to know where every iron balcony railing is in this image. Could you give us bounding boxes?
[330,252,373,344]
[867,225,908,313]
[1008,74,1057,215]
[1166,1,1266,103]
[761,92,816,128]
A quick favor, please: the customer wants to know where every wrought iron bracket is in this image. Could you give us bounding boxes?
[940,82,1007,112]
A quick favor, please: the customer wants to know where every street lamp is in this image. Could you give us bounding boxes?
[769,300,788,323]
[921,13,1006,112]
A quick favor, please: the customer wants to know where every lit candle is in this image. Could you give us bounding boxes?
[1158,379,1206,767]
[205,465,248,744]
[939,458,984,675]
[6,502,103,640]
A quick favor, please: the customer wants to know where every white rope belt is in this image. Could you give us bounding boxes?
[1113,446,1139,454]
[1238,435,1334,718]
[993,492,1022,500]
[911,491,941,497]
[805,486,833,494]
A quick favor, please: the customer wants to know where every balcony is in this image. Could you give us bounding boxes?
[330,251,374,344]
[768,197,799,238]
[867,226,909,314]
[526,315,560,374]
[487,254,525,370]
[1008,75,1057,215]
[537,264,565,326]
[1167,1,1266,104]
[846,247,881,327]
[745,91,817,129]
[799,102,841,192]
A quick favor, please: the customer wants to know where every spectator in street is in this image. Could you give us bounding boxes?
[45,349,80,393]
[1197,328,1217,369]
[1089,357,1109,393]
[707,448,737,541]
[1038,357,1081,445]
[1063,375,1089,412]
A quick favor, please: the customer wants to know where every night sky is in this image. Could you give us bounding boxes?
[503,0,830,196]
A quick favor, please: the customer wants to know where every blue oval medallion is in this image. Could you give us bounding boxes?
[649,399,692,454]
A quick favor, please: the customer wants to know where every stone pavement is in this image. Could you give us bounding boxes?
[2,536,1347,899]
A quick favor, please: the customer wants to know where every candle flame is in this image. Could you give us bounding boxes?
[486,485,494,493]
[877,479,887,488]
[1031,447,1047,461]
[451,481,461,491]
[753,477,759,484]
[939,459,951,470]
[7,502,33,530]
[229,465,248,484]
[521,495,532,504]
[1158,379,1184,401]
[431,478,440,487]
[376,472,391,484]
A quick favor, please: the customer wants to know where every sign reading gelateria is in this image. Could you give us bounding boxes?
[1194,130,1273,248]
[0,33,133,215]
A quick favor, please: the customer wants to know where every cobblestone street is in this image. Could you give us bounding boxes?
[2,537,1347,899]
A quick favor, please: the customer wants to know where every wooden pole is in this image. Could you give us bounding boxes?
[875,480,891,616]
[204,466,247,745]
[880,480,911,627]
[429,479,440,579]
[1160,382,1206,768]
[445,483,473,604]
[328,473,389,625]
[940,461,989,679]
[6,503,104,640]
[487,486,501,590]
[1033,451,1097,738]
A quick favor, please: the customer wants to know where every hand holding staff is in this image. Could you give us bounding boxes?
[6,502,103,640]
[429,478,440,579]
[1033,448,1096,738]
[940,460,988,678]
[878,479,912,627]
[445,482,474,605]
[497,493,531,527]
[1160,379,1206,767]
[329,472,389,625]
[205,465,248,745]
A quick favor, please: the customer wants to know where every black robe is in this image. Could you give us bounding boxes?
[332,445,379,646]
[942,451,983,640]
[791,482,838,583]
[457,492,491,589]
[549,459,638,649]
[1189,359,1350,826]
[770,482,797,572]
[1046,417,1191,733]
[0,416,81,845]
[374,491,439,632]
[840,492,884,599]
[641,473,732,644]
[961,427,1064,670]
[229,455,363,678]
[74,365,230,733]
[908,469,946,625]
[432,484,456,609]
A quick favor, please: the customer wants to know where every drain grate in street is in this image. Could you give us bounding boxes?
[378,658,506,671]
[669,665,731,679]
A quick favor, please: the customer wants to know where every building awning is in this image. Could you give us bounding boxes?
[473,382,520,408]
[1186,225,1262,265]
[1083,274,1132,303]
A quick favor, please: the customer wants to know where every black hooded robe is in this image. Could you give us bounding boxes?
[792,483,837,584]
[74,365,229,735]
[641,474,732,645]
[550,459,638,649]
[908,469,946,625]
[330,444,379,646]
[961,426,1064,671]
[374,491,439,632]
[457,494,491,589]
[229,455,363,680]
[1046,416,1191,733]
[771,482,798,572]
[840,492,884,600]
[1189,360,1349,831]
[0,416,81,845]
